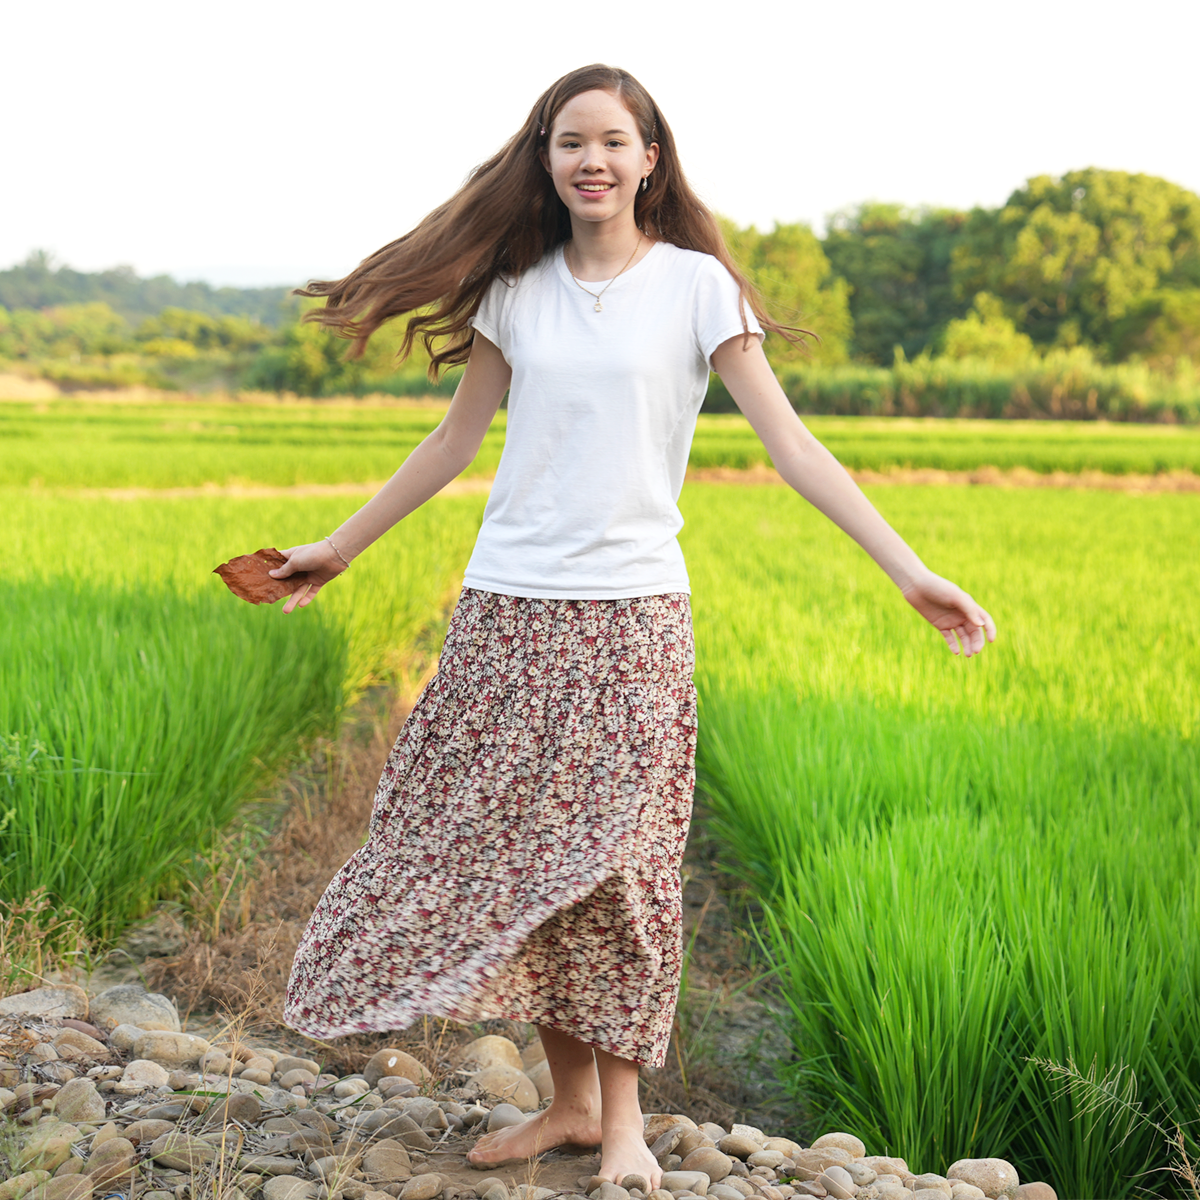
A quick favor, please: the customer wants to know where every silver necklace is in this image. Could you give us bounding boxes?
[565,238,642,312]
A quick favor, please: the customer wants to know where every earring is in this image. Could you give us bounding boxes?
[641,176,649,193]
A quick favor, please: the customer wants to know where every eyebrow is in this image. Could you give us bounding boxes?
[556,129,632,137]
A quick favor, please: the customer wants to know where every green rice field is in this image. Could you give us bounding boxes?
[684,484,1200,1197]
[3,398,1198,1195]
[2,397,1200,488]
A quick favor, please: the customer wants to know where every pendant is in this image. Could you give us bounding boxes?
[593,302,603,312]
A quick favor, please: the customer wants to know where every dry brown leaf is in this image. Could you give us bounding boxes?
[213,547,315,605]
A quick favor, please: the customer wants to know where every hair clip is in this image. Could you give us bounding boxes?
[538,124,547,138]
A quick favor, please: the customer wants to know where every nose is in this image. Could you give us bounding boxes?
[581,142,606,172]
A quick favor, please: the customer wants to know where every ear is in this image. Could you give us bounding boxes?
[644,141,660,174]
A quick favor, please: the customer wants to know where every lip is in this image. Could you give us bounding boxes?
[573,181,616,195]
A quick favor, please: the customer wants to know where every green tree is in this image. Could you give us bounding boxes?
[822,203,968,364]
[951,169,1200,355]
[1111,288,1200,366]
[939,293,1036,365]
[721,219,853,365]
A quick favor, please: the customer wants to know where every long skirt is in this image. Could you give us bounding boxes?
[283,587,697,1067]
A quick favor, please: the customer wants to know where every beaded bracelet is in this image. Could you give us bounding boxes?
[325,535,352,569]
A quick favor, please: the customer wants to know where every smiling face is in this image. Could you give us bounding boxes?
[541,89,659,234]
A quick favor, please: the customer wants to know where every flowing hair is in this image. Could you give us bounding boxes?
[297,64,808,376]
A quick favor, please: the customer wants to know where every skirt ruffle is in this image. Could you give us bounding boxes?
[283,588,696,1067]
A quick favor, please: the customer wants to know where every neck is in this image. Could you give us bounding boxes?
[566,217,646,281]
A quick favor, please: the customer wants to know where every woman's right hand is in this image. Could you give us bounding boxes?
[270,540,348,614]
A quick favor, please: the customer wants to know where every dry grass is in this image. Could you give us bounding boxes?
[143,687,412,1035]
[0,887,89,998]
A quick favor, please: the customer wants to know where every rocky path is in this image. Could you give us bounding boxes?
[0,983,1056,1200]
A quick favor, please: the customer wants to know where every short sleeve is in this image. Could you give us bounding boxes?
[694,257,764,368]
[468,275,509,358]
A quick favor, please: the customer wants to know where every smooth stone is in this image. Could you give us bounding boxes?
[718,1136,762,1161]
[28,1179,93,1200]
[913,1177,951,1197]
[846,1163,878,1186]
[916,1191,953,1200]
[401,1175,444,1200]
[17,1140,71,1177]
[50,1030,108,1060]
[651,1126,690,1159]
[274,1055,322,1077]
[876,1190,913,1200]
[0,986,89,1020]
[812,1134,866,1161]
[203,1092,262,1127]
[748,1152,785,1170]
[0,1173,52,1200]
[453,1035,523,1072]
[364,1049,431,1088]
[263,1180,320,1200]
[241,1067,274,1085]
[951,1188,987,1200]
[860,1160,910,1180]
[646,1192,676,1200]
[621,1179,650,1195]
[590,1185,629,1200]
[122,1118,177,1143]
[763,1139,802,1159]
[1011,1188,1055,1200]
[644,1114,686,1144]
[279,1068,317,1089]
[48,1080,104,1124]
[87,985,180,1033]
[945,1161,1019,1199]
[121,1059,171,1088]
[82,1137,135,1186]
[719,1178,754,1196]
[132,1030,211,1068]
[520,1037,547,1069]
[61,1022,103,1041]
[482,1187,510,1200]
[363,1141,413,1183]
[707,1187,744,1200]
[818,1168,855,1200]
[681,1150,733,1183]
[661,1173,710,1197]
[239,1155,301,1176]
[481,1101,524,1133]
[105,1025,143,1055]
[701,1124,729,1142]
[336,1078,371,1098]
[676,1131,718,1158]
[471,1065,539,1112]
[793,1148,852,1177]
[148,1130,217,1170]
[524,1057,554,1101]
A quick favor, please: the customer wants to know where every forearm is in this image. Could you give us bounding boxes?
[772,434,928,592]
[331,430,472,560]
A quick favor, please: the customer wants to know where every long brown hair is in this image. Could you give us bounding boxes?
[297,64,806,376]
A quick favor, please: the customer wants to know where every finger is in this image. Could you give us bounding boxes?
[979,608,997,642]
[942,628,959,654]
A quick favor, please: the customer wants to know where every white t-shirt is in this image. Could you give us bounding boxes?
[463,239,763,600]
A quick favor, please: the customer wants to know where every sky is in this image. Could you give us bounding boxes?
[6,0,1198,289]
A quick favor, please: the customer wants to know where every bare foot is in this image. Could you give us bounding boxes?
[467,1104,603,1168]
[597,1122,661,1190]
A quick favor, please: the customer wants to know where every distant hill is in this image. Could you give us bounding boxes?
[0,251,299,326]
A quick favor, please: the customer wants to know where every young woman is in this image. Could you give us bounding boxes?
[275,64,995,1189]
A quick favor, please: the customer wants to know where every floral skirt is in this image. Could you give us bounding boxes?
[283,587,697,1067]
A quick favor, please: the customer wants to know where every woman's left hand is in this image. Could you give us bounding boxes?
[901,569,997,657]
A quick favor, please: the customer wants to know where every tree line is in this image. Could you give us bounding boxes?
[2,168,1198,398]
